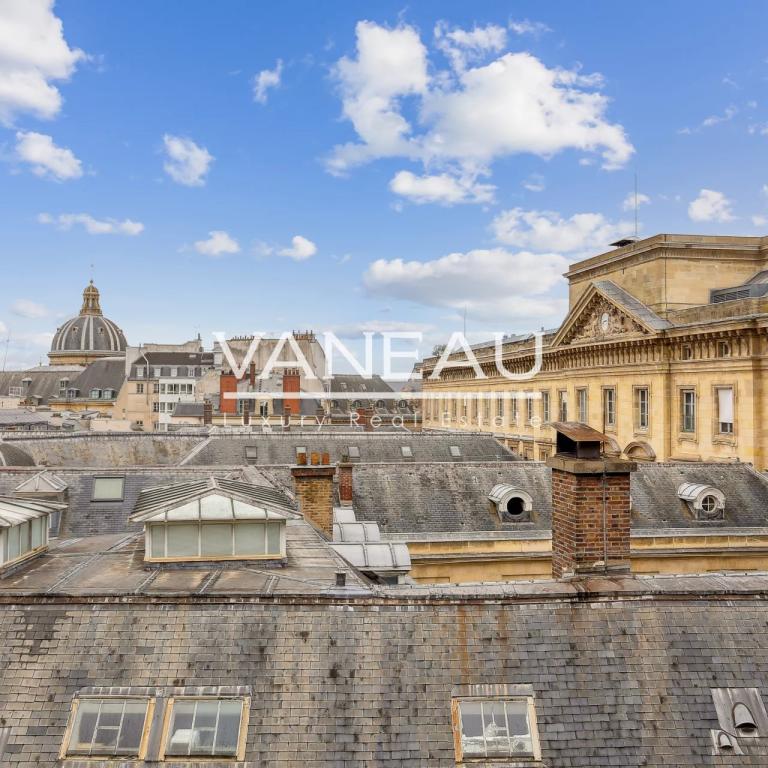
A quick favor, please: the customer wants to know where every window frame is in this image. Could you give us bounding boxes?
[91,476,125,502]
[633,386,650,433]
[602,387,616,430]
[557,390,568,422]
[540,390,550,424]
[60,695,154,760]
[451,695,541,763]
[576,387,588,423]
[679,387,697,435]
[714,384,736,439]
[159,696,249,761]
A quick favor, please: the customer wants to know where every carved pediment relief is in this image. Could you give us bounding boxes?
[561,295,648,346]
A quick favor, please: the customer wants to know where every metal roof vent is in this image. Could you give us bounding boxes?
[609,236,638,248]
[733,703,758,735]
[716,731,735,751]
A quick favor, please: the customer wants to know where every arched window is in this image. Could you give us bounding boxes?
[488,485,533,524]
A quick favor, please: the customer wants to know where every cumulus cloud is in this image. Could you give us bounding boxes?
[37,212,144,235]
[11,299,48,319]
[253,59,283,103]
[389,169,494,205]
[752,215,767,227]
[162,134,213,186]
[0,0,85,124]
[193,230,240,257]
[327,21,632,200]
[492,207,631,254]
[15,131,82,180]
[688,189,734,223]
[279,235,317,261]
[621,192,650,211]
[434,22,507,72]
[509,19,551,36]
[363,248,568,322]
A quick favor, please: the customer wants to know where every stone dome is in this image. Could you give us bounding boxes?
[49,281,127,364]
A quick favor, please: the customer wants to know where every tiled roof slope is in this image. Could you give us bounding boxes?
[0,367,83,405]
[0,443,35,467]
[347,461,768,533]
[3,433,204,467]
[4,580,768,764]
[184,433,517,465]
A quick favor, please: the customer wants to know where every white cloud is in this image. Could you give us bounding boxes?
[279,235,317,261]
[193,230,240,257]
[253,59,283,104]
[15,131,82,180]
[522,173,545,192]
[701,105,738,128]
[389,169,494,205]
[688,189,734,223]
[0,0,85,124]
[621,192,650,211]
[434,22,507,72]
[509,19,551,36]
[37,212,143,235]
[327,21,632,195]
[162,134,213,186]
[492,207,631,253]
[363,248,568,322]
[10,299,47,319]
[752,215,767,227]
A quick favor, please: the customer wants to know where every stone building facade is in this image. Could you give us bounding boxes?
[421,234,768,469]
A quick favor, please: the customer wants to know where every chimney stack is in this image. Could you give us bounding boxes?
[291,451,335,537]
[356,407,375,432]
[547,422,636,580]
[242,399,250,426]
[282,368,301,421]
[203,399,213,426]
[337,459,353,506]
[219,372,237,415]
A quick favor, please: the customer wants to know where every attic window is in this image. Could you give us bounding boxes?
[452,696,540,762]
[162,697,247,758]
[63,697,151,758]
[677,483,725,521]
[92,477,125,501]
[348,446,360,459]
[401,445,413,458]
[450,445,462,458]
[244,446,258,463]
[488,485,533,524]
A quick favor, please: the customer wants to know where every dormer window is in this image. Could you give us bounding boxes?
[488,485,533,524]
[401,445,413,458]
[677,483,725,521]
[90,388,102,399]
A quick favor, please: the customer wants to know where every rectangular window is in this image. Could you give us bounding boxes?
[92,477,125,501]
[163,698,246,758]
[717,387,734,434]
[401,445,413,458]
[511,396,519,425]
[449,445,461,458]
[603,388,616,429]
[557,390,568,422]
[577,388,588,423]
[634,387,649,431]
[483,397,490,421]
[681,344,693,360]
[526,395,534,424]
[153,383,160,394]
[151,522,283,561]
[347,446,360,459]
[681,389,696,433]
[135,382,144,394]
[244,446,258,461]
[496,396,504,419]
[453,697,538,761]
[64,697,151,757]
[717,341,731,358]
[540,391,550,423]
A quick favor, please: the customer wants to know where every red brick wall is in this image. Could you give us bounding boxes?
[283,369,300,419]
[338,463,353,506]
[219,373,238,414]
[551,468,631,579]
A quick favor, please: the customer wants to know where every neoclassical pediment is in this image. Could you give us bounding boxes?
[551,282,667,348]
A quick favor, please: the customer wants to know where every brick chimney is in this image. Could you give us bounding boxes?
[219,372,237,415]
[338,460,353,506]
[242,399,250,426]
[291,452,334,537]
[203,399,213,425]
[547,422,636,579]
[356,406,375,432]
[282,368,301,420]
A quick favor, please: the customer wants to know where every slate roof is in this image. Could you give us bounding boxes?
[171,401,204,417]
[183,433,517,466]
[4,570,768,764]
[52,357,125,399]
[0,443,35,467]
[0,410,50,427]
[0,366,83,405]
[593,279,674,330]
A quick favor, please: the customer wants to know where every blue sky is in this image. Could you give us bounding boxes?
[1,0,767,369]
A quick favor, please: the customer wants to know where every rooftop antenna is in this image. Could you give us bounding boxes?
[1,330,10,373]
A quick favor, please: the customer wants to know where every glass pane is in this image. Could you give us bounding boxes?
[201,524,233,557]
[459,701,484,757]
[166,524,199,558]
[116,701,147,754]
[93,478,124,500]
[200,494,233,519]
[505,701,533,755]
[18,522,30,555]
[68,700,100,753]
[7,525,20,560]
[482,701,511,756]
[234,523,265,556]
[191,700,218,753]
[31,518,42,549]
[166,701,196,755]
[214,700,242,756]
[266,523,282,555]
[150,526,165,559]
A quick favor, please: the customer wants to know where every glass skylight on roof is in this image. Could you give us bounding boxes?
[164,698,245,757]
[65,697,150,758]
